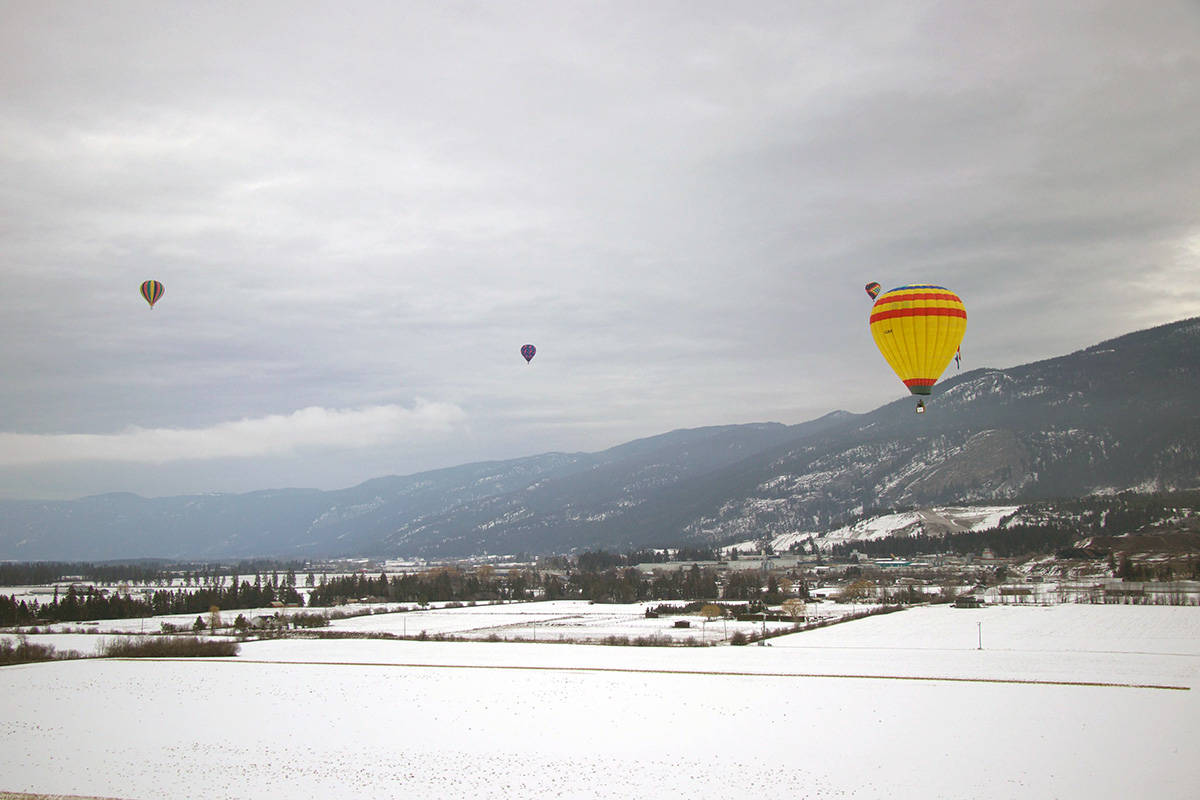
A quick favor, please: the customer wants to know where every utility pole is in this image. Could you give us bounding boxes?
[759,541,769,645]
[977,621,982,650]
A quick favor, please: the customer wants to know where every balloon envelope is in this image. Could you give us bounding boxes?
[140,280,164,308]
[865,282,881,300]
[520,344,536,363]
[869,284,966,396]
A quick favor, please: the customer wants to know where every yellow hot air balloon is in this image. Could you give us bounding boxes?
[869,284,966,411]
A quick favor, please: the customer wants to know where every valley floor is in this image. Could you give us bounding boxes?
[1,603,1197,799]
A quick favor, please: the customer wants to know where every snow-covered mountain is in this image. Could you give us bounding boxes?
[2,317,1198,560]
[720,505,1023,555]
[674,317,1200,549]
[816,506,1020,552]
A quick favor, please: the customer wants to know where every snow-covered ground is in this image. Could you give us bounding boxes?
[325,599,816,643]
[4,599,863,646]
[15,604,313,636]
[2,604,1197,799]
[723,504,1019,554]
[817,505,1019,549]
[0,632,112,657]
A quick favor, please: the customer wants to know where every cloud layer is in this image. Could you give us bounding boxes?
[0,403,465,465]
[2,1,1198,498]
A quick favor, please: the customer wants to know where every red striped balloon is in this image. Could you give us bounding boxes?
[140,280,164,309]
[868,284,966,396]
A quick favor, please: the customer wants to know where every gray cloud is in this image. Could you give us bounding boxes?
[0,401,465,465]
[2,1,1199,498]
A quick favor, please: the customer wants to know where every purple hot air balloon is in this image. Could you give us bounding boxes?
[520,344,536,363]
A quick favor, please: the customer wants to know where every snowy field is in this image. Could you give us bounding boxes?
[25,606,300,635]
[3,599,862,646]
[324,599,825,642]
[2,604,1197,799]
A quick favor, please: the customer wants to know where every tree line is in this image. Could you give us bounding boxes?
[575,547,720,572]
[829,524,1079,560]
[305,558,792,607]
[0,559,311,588]
[306,563,725,606]
[0,577,304,627]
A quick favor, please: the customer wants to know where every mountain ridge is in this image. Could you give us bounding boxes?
[2,317,1197,561]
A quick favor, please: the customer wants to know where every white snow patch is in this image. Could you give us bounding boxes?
[815,505,1020,550]
[0,605,1196,799]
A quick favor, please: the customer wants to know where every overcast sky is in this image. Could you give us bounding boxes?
[2,0,1198,500]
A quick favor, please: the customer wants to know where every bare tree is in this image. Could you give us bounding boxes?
[782,598,806,622]
[700,604,725,641]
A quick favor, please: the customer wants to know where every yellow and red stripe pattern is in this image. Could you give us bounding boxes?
[869,284,966,396]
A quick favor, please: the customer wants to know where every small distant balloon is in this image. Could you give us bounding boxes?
[520,344,536,363]
[865,282,881,300]
[140,280,164,309]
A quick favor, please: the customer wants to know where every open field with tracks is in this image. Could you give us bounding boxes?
[2,603,1197,799]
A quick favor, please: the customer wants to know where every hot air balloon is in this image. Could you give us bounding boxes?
[140,280,164,309]
[865,282,881,300]
[520,344,536,363]
[868,284,966,413]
